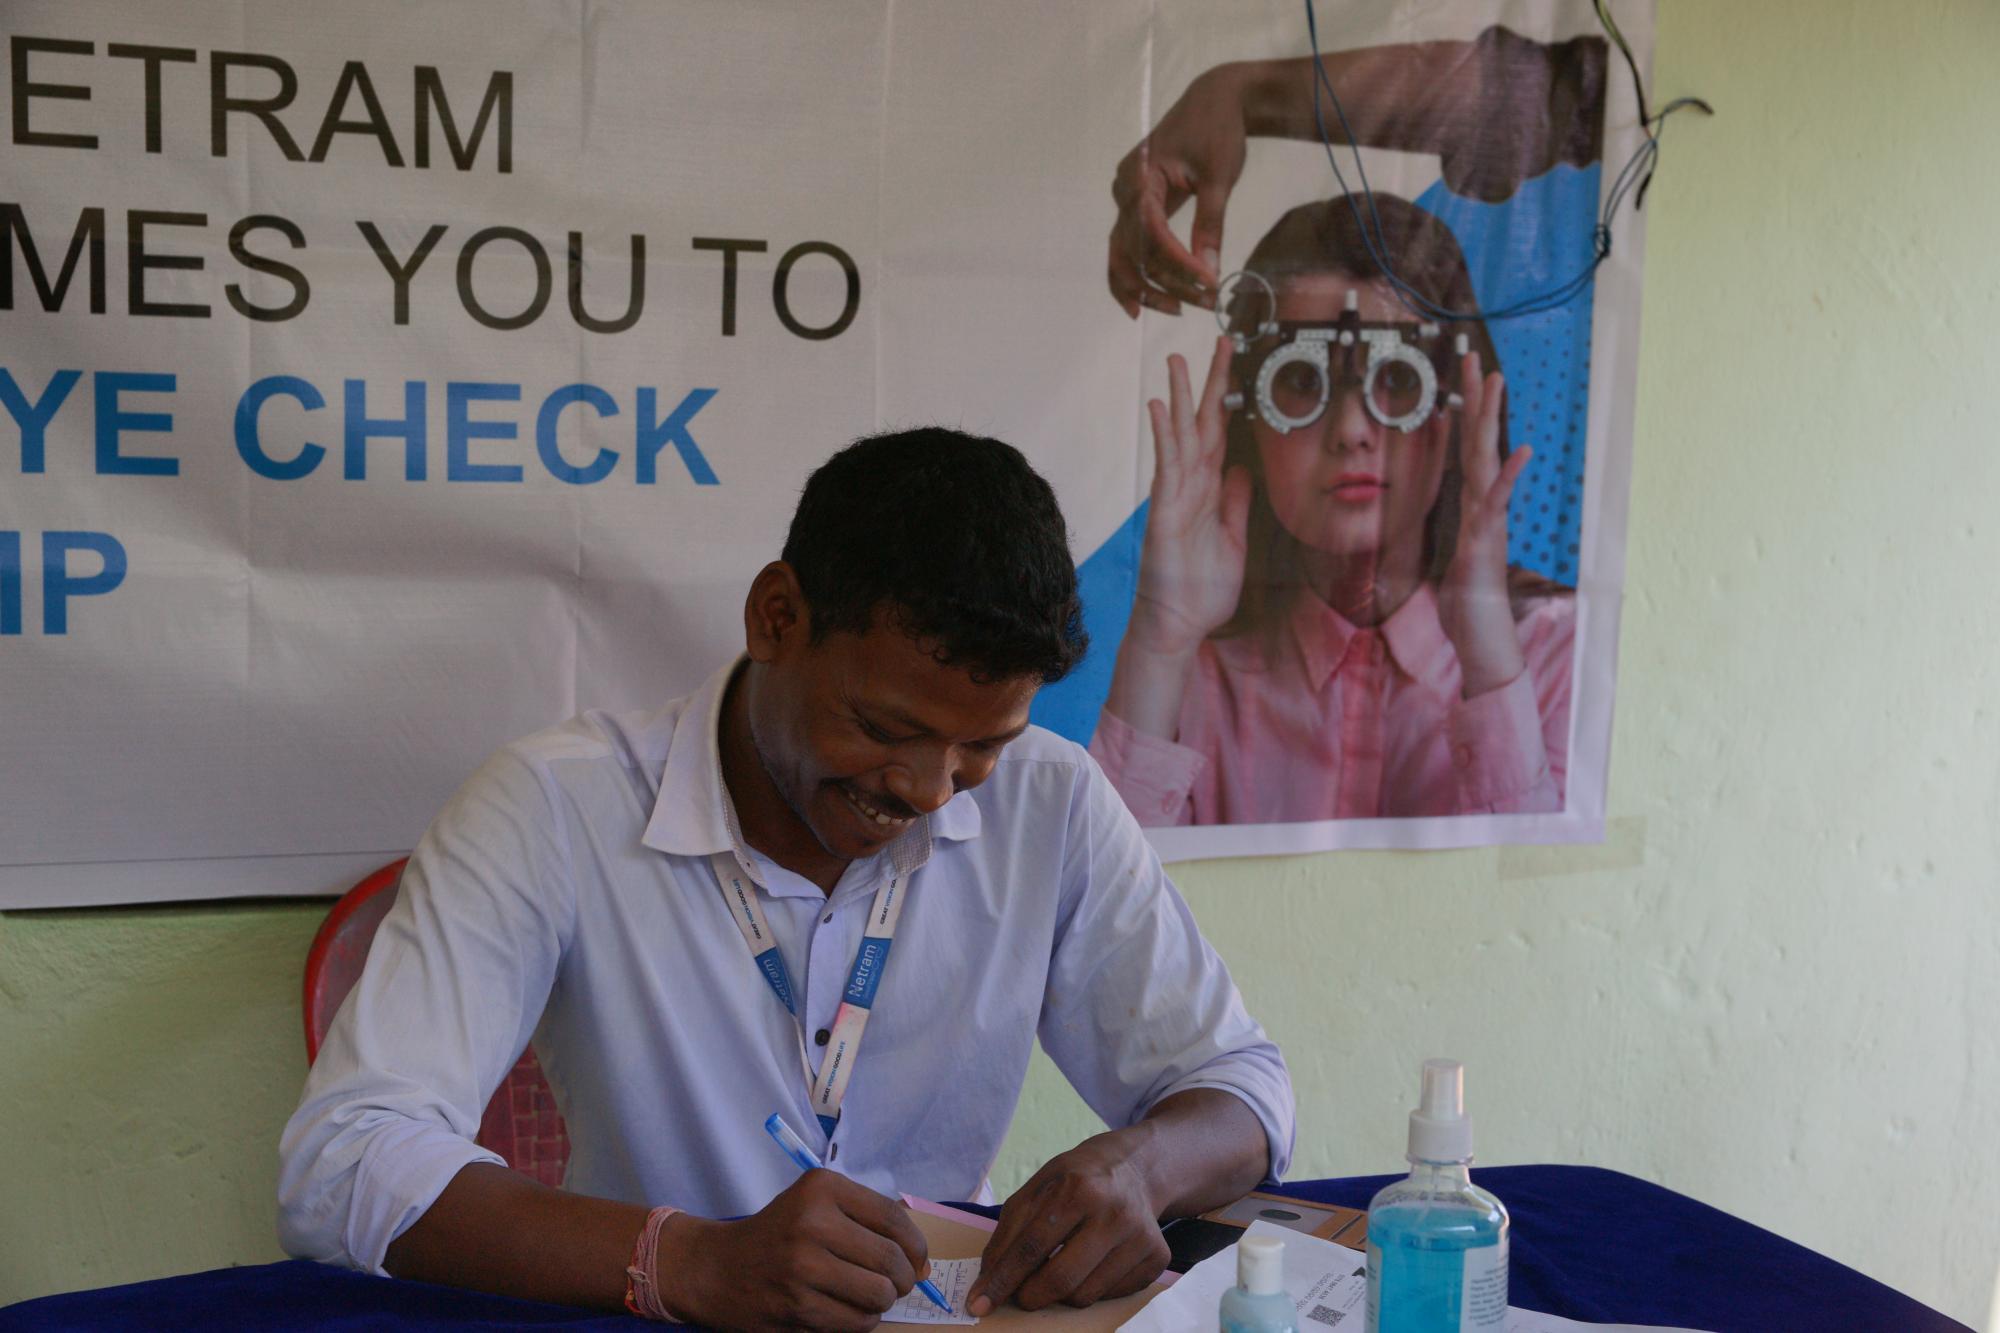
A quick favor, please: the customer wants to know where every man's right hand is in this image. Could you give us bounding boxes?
[1106,32,1609,318]
[1107,64,1249,318]
[658,1170,930,1332]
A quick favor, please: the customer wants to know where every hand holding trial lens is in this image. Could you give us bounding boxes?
[1216,270,1466,435]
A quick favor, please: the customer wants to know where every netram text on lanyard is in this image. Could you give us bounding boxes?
[710,851,907,1141]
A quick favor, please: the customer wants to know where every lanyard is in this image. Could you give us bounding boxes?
[710,850,907,1138]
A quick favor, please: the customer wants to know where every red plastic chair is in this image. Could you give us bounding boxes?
[302,858,572,1188]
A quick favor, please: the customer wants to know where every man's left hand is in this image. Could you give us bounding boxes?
[964,1129,1171,1315]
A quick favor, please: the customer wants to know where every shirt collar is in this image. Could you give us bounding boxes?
[639,656,983,870]
[1289,583,1457,692]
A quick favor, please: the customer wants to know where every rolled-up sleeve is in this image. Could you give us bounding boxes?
[277,745,574,1273]
[1088,709,1207,828]
[1036,745,1295,1183]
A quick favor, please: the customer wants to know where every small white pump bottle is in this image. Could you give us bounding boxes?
[1219,1233,1298,1333]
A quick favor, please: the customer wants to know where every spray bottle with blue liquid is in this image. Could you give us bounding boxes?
[1365,1059,1509,1333]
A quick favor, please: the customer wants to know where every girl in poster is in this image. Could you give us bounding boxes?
[1089,29,1605,827]
[1091,194,1573,826]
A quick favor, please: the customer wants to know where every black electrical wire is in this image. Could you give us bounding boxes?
[1303,0,1712,323]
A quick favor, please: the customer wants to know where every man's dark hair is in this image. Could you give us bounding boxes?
[781,427,1088,684]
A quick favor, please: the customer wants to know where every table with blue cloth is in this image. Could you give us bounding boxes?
[0,1166,1970,1331]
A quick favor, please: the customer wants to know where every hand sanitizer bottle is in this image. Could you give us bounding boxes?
[1220,1233,1298,1332]
[1365,1060,1508,1333]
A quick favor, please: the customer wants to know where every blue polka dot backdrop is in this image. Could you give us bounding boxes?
[1034,165,1605,744]
[1417,164,1600,586]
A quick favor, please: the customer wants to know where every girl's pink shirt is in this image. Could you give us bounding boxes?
[1090,582,1574,826]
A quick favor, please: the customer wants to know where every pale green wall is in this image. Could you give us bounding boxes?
[5,0,1998,1323]
[0,902,324,1299]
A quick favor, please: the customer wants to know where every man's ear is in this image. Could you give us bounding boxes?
[743,561,811,664]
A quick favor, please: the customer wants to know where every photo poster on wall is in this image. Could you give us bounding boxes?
[0,0,1653,907]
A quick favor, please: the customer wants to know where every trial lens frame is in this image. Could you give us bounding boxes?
[1217,270,1467,435]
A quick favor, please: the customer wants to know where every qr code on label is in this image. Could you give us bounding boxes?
[1306,1305,1346,1326]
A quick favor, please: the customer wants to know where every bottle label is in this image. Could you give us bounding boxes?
[1459,1237,1508,1332]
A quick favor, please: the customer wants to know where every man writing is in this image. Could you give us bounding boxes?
[279,428,1294,1328]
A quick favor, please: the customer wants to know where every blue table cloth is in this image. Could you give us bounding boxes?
[1,1166,1970,1331]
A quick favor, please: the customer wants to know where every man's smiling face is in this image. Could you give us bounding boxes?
[747,592,1038,866]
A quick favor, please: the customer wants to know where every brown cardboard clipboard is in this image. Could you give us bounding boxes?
[904,1190,1366,1329]
[1197,1190,1369,1251]
[908,1206,1169,1330]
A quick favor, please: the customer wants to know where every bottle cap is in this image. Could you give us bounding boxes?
[1237,1233,1285,1295]
[1407,1058,1474,1163]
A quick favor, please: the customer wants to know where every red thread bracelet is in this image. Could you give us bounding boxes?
[623,1205,683,1322]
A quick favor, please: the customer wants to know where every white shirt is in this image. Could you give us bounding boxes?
[277,658,1295,1274]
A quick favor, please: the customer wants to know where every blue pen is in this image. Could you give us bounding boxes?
[763,1113,954,1316]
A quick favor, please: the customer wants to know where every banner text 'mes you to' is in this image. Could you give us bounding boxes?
[2,33,863,635]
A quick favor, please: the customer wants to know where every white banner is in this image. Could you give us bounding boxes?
[0,1,1651,906]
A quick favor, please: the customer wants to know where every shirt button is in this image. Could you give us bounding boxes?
[1453,743,1475,770]
[815,1028,831,1046]
[822,913,833,924]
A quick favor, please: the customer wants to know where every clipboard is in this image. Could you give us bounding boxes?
[906,1205,1169,1329]
[1198,1190,1369,1250]
[902,1190,1365,1330]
